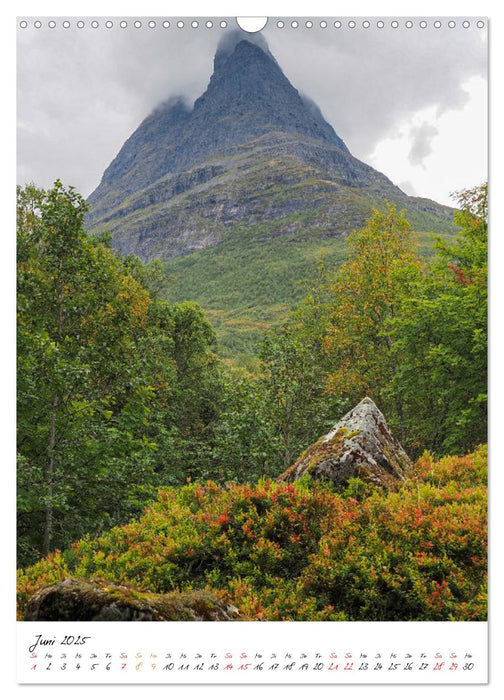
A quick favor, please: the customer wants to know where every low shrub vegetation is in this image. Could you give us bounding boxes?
[17,446,487,622]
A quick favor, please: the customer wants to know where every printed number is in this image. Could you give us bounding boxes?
[463,663,475,671]
[61,636,91,646]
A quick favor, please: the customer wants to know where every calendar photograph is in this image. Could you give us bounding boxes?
[15,12,488,684]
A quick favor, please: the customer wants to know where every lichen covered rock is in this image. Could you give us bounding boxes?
[279,397,412,489]
[23,578,243,621]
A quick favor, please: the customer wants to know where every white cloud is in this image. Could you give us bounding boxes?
[368,76,487,205]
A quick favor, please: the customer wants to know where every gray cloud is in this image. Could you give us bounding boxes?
[16,19,487,198]
[215,27,273,61]
[408,122,439,167]
[265,23,486,157]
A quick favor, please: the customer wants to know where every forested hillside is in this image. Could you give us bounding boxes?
[17,180,487,621]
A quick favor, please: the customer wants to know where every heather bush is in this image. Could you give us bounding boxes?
[17,446,487,621]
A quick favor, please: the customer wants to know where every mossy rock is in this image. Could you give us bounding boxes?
[278,397,413,490]
[23,578,244,621]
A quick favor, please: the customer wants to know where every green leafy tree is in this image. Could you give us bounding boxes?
[211,271,344,482]
[139,300,225,485]
[211,367,278,483]
[322,203,422,427]
[259,326,344,470]
[258,191,486,458]
[17,182,173,564]
[388,183,487,455]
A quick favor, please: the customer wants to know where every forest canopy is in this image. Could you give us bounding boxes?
[17,180,487,575]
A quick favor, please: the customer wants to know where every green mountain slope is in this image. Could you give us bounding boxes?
[85,33,459,360]
[159,202,458,360]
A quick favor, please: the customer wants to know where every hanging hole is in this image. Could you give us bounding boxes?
[236,17,268,32]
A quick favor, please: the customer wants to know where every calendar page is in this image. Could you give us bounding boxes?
[14,3,489,689]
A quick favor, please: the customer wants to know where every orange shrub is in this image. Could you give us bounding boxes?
[17,446,487,621]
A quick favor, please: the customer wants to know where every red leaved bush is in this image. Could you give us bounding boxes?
[17,446,487,621]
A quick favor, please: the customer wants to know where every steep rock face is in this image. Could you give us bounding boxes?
[23,578,243,621]
[279,397,413,489]
[86,32,456,261]
[90,36,349,201]
[188,39,349,157]
[96,97,192,203]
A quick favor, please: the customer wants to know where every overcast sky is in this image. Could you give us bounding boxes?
[17,17,487,206]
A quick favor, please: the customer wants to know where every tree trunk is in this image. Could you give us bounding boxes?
[43,392,59,556]
[43,281,65,556]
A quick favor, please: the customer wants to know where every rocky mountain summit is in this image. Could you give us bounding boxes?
[86,31,455,261]
[279,397,413,489]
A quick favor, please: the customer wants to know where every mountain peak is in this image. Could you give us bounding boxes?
[191,33,349,154]
[213,30,276,72]
[89,31,351,205]
[84,29,457,354]
[86,32,460,267]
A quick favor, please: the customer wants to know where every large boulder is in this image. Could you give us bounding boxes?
[278,397,412,489]
[23,578,243,621]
